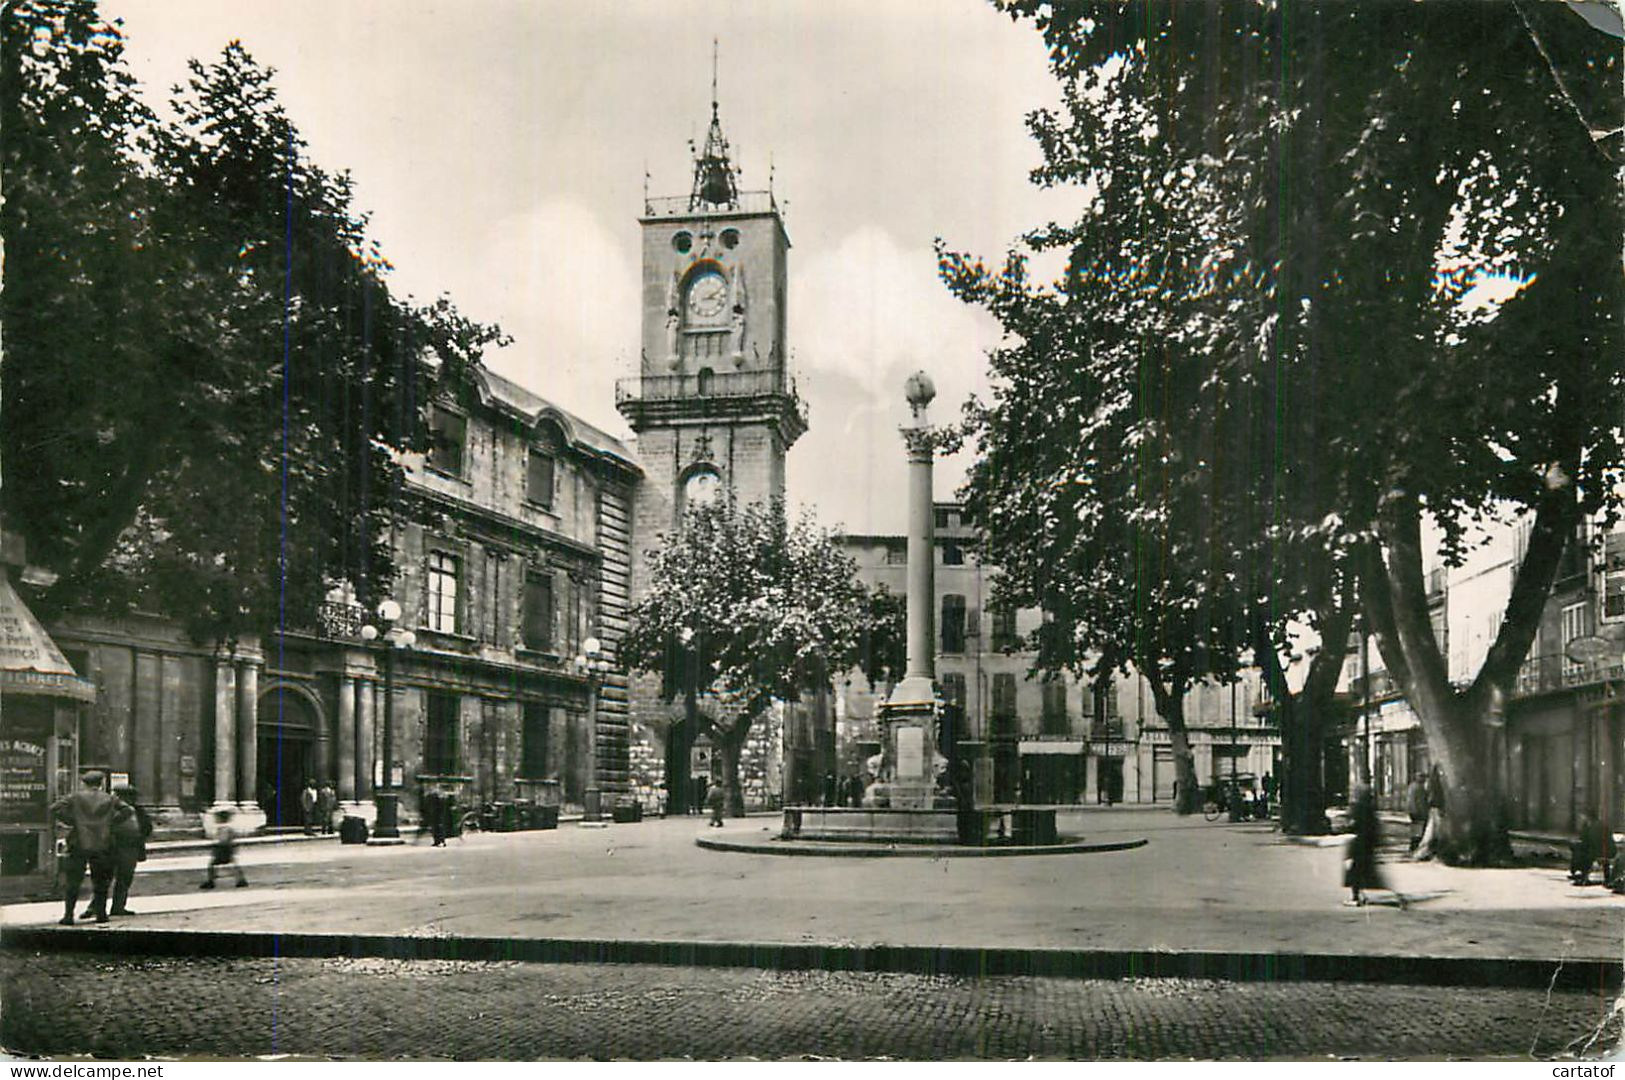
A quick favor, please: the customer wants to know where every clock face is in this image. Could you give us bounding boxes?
[684,469,722,509]
[686,272,728,320]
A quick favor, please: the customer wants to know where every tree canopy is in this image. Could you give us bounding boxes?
[943,0,1622,850]
[620,496,872,810]
[2,1,504,644]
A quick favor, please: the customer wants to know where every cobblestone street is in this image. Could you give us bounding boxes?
[2,950,1619,1061]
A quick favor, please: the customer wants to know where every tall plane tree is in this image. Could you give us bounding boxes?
[3,7,504,644]
[954,0,1622,857]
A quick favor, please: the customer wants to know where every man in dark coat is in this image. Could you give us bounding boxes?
[51,771,133,925]
[103,784,153,917]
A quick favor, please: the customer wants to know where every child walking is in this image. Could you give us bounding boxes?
[200,808,249,889]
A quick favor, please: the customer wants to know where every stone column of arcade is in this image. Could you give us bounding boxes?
[875,372,946,811]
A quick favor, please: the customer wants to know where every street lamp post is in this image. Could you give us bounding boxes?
[1360,616,1372,790]
[361,598,414,844]
[1228,678,1241,822]
[678,626,699,812]
[572,637,611,823]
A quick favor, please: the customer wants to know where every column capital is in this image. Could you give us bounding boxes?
[900,424,935,463]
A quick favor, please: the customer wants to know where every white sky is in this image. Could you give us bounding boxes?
[105,0,1072,535]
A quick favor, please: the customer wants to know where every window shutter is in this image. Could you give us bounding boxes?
[965,608,980,638]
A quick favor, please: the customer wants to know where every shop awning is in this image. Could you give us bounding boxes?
[0,574,95,703]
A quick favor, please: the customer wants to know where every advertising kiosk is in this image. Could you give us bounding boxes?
[0,534,94,892]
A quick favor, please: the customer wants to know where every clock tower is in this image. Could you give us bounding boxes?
[617,82,807,811]
[617,92,805,532]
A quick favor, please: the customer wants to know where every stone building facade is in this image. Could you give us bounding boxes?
[43,365,640,833]
[838,503,1276,806]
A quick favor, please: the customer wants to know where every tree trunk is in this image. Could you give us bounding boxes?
[1148,675,1201,814]
[1254,592,1350,837]
[1363,485,1573,866]
[715,724,748,818]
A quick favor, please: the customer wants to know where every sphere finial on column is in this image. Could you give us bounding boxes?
[903,371,936,424]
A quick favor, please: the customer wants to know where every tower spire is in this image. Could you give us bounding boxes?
[691,39,739,210]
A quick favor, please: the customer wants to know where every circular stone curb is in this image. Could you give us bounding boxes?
[694,834,1148,857]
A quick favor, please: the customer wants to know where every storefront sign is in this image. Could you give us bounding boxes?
[1090,741,1130,757]
[0,713,49,825]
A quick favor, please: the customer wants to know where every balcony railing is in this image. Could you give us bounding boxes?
[1516,652,1625,697]
[316,600,364,639]
[616,370,801,404]
[643,191,778,218]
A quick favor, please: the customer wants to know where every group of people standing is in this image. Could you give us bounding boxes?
[821,772,866,809]
[49,770,149,924]
[52,771,251,925]
[1404,764,1448,861]
[298,778,339,836]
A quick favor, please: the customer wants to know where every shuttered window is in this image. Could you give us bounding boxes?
[523,573,554,652]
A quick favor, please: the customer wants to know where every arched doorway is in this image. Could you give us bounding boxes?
[257,685,320,828]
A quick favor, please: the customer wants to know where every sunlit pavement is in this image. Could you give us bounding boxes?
[5,809,1620,965]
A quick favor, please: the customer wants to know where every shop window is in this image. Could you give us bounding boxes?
[427,406,466,476]
[427,552,459,634]
[523,573,555,652]
[425,693,460,775]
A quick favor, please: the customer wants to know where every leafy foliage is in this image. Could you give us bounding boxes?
[946,0,1622,843]
[621,496,873,808]
[2,4,505,643]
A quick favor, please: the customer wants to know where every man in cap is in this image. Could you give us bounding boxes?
[51,770,133,925]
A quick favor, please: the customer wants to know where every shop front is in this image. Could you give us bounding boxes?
[0,563,96,892]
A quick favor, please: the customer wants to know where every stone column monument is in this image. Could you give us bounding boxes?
[875,372,946,810]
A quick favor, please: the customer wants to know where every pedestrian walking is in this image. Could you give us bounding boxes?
[51,770,133,926]
[1343,783,1405,908]
[1414,764,1446,861]
[822,772,837,808]
[1405,773,1429,854]
[317,780,337,835]
[200,808,248,889]
[102,784,152,918]
[299,778,319,835]
[705,779,726,827]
